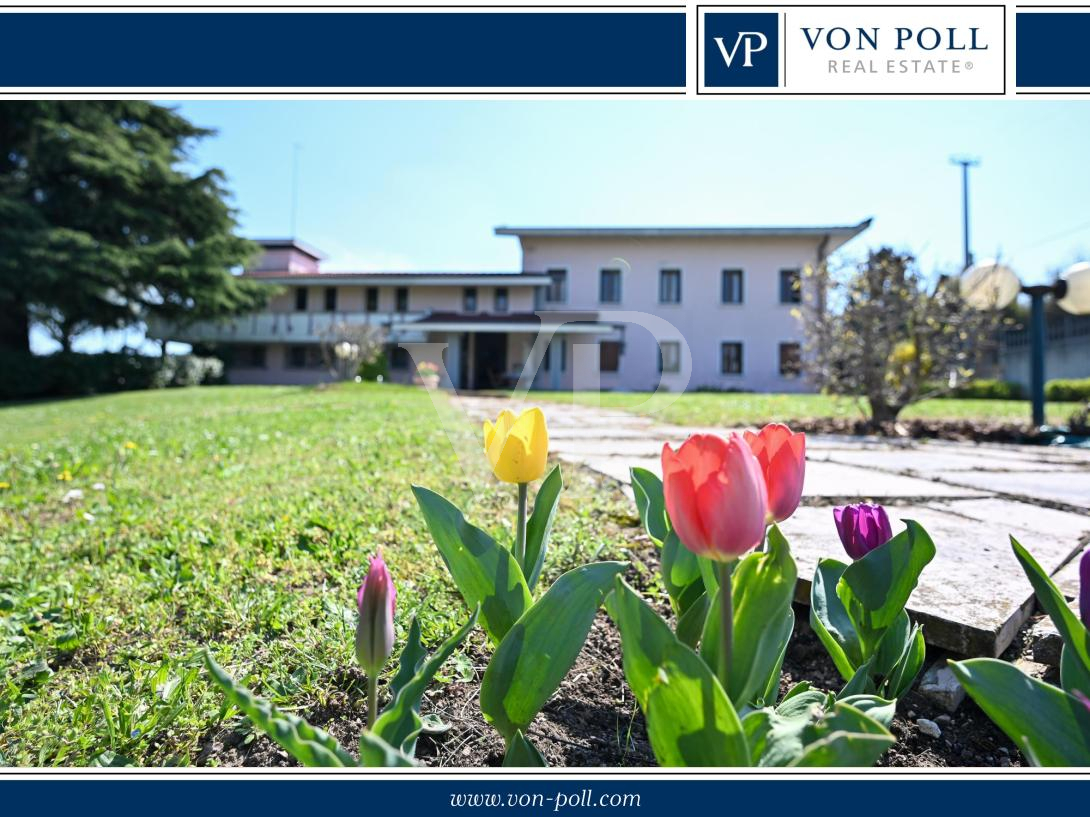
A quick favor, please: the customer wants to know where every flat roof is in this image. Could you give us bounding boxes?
[253,238,328,260]
[494,219,873,240]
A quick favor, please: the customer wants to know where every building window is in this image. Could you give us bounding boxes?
[366,287,379,311]
[599,340,621,373]
[396,287,409,312]
[324,287,337,312]
[463,287,478,312]
[287,345,308,369]
[659,269,682,304]
[238,345,266,369]
[599,268,622,303]
[780,342,802,377]
[779,269,802,304]
[294,287,308,311]
[389,345,411,370]
[722,269,744,304]
[544,269,567,304]
[494,287,509,313]
[721,342,743,375]
[658,341,681,374]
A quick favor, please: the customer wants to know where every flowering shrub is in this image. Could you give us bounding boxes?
[951,542,1090,765]
[414,407,625,765]
[204,552,478,767]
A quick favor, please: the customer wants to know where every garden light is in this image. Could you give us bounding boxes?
[833,503,894,560]
[743,423,806,524]
[961,259,1090,426]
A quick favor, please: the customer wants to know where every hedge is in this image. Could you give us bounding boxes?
[0,351,224,402]
[1045,378,1090,402]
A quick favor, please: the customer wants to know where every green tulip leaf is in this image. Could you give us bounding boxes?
[387,615,427,705]
[1011,537,1090,696]
[701,528,797,707]
[373,605,479,756]
[412,485,532,644]
[523,465,563,592]
[204,651,356,767]
[838,520,936,649]
[951,658,1090,766]
[883,622,926,700]
[480,562,627,742]
[838,695,897,729]
[759,607,795,708]
[838,659,876,698]
[760,700,894,768]
[630,467,669,545]
[661,531,703,613]
[502,730,547,767]
[606,576,750,767]
[810,558,863,680]
[358,729,417,768]
[675,589,710,649]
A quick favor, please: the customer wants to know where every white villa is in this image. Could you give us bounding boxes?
[148,221,871,391]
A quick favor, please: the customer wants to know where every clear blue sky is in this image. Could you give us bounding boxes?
[41,100,1090,353]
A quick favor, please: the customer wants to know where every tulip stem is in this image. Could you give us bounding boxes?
[515,482,529,569]
[717,561,734,697]
[367,675,378,731]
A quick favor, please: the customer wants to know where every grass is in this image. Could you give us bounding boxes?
[525,391,1082,428]
[0,384,634,766]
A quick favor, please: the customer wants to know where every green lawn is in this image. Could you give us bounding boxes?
[527,391,1081,428]
[0,384,634,766]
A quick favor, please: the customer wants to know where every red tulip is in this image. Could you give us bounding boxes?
[661,433,769,563]
[743,423,806,523]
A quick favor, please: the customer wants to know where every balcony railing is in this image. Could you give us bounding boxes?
[147,310,431,344]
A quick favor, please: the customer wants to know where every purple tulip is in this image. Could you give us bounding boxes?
[834,503,894,560]
[1080,549,1089,631]
[355,551,396,676]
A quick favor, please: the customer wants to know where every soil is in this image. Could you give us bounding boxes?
[200,545,1034,768]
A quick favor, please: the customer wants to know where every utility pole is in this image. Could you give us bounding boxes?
[950,156,979,270]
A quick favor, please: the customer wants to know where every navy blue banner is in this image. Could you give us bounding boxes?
[1017,12,1090,88]
[0,11,685,89]
[1,778,1089,813]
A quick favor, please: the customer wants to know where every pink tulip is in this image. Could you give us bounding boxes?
[743,423,806,523]
[355,551,396,676]
[661,433,769,563]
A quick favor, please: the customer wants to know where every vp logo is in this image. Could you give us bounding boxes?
[713,32,768,68]
[703,12,779,88]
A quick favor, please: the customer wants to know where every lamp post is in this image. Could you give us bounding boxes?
[961,260,1090,427]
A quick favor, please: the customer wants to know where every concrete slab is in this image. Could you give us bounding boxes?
[778,503,1087,657]
[814,447,1087,475]
[932,470,1090,509]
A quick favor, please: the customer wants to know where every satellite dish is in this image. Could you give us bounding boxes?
[960,259,1021,310]
[1058,261,1090,315]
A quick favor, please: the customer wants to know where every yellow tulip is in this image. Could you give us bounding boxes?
[482,407,548,484]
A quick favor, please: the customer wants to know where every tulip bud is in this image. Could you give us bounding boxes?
[1080,549,1089,631]
[483,407,549,484]
[661,433,769,563]
[743,423,806,523]
[834,503,894,561]
[355,551,396,676]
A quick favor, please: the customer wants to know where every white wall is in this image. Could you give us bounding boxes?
[516,235,828,392]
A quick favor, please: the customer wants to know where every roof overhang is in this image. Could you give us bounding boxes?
[495,220,873,241]
[242,273,552,286]
[391,320,615,335]
[252,238,328,260]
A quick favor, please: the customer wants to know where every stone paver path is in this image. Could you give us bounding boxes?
[457,395,1090,658]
